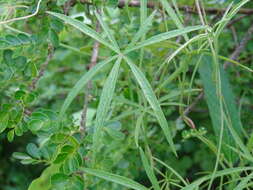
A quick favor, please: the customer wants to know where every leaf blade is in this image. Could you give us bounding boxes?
[92,57,122,159]
[140,148,161,190]
[127,10,156,49]
[159,0,189,41]
[125,25,206,53]
[95,10,120,52]
[47,11,119,53]
[124,56,177,155]
[60,56,117,117]
[198,55,248,162]
[82,168,149,190]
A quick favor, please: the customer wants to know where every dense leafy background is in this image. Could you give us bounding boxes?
[0,0,253,189]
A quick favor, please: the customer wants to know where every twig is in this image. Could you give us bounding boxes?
[118,0,253,15]
[183,92,204,116]
[30,44,54,90]
[227,15,249,28]
[80,10,101,134]
[78,0,253,15]
[118,0,156,9]
[64,0,77,15]
[224,23,253,69]
[178,0,205,120]
[0,0,43,25]
[25,44,54,116]
[24,109,32,116]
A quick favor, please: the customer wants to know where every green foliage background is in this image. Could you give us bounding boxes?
[0,0,253,189]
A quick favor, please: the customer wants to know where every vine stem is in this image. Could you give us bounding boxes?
[224,23,253,69]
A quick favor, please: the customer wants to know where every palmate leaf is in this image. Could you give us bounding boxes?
[82,168,149,190]
[124,56,177,155]
[198,55,247,162]
[92,57,122,160]
[59,56,117,118]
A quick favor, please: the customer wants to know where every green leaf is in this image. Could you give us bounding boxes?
[107,0,118,6]
[3,49,13,64]
[14,124,24,136]
[51,173,69,185]
[61,145,75,153]
[135,113,144,147]
[125,25,206,53]
[24,93,36,103]
[21,158,37,165]
[82,168,149,190]
[140,0,148,25]
[30,62,38,77]
[28,119,44,132]
[67,157,79,173]
[27,143,41,159]
[14,90,26,100]
[198,55,247,162]
[234,172,253,190]
[153,156,188,186]
[50,19,64,33]
[105,127,125,140]
[95,11,120,52]
[47,11,120,53]
[54,153,68,164]
[74,152,83,166]
[68,176,84,190]
[140,148,161,190]
[156,55,193,92]
[7,129,14,142]
[127,10,156,49]
[159,0,189,41]
[14,56,27,70]
[1,34,32,48]
[31,111,50,121]
[17,33,31,43]
[12,152,32,160]
[215,0,251,38]
[28,165,59,190]
[105,121,122,130]
[5,34,21,46]
[60,56,117,118]
[124,56,177,155]
[0,112,9,133]
[49,29,59,47]
[182,167,253,190]
[93,57,122,158]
